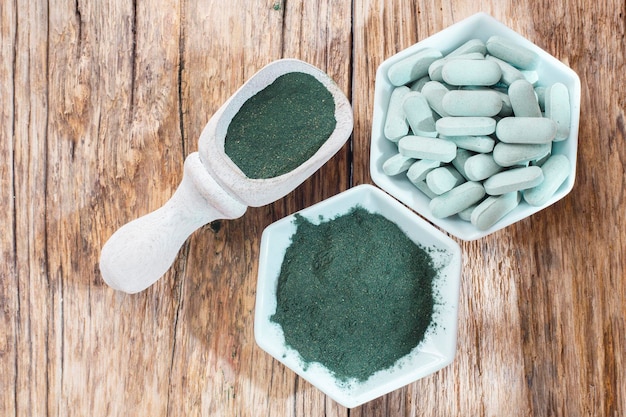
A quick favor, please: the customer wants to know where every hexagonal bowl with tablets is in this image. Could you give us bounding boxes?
[254,184,462,408]
[370,12,581,240]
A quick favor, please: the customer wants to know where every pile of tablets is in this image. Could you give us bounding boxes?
[381,36,572,230]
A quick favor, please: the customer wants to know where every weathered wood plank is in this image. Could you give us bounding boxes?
[5,1,52,417]
[0,0,17,414]
[45,0,184,414]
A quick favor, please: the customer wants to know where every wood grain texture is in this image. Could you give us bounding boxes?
[1,0,624,416]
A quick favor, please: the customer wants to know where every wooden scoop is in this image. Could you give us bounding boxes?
[100,59,353,293]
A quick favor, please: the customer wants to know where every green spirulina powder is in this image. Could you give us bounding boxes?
[224,71,336,179]
[270,207,438,383]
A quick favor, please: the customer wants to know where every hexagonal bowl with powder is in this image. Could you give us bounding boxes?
[254,184,461,408]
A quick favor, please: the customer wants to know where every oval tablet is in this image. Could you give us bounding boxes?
[545,82,571,141]
[436,117,496,136]
[406,159,440,184]
[447,38,487,57]
[398,135,457,163]
[421,81,450,117]
[426,166,465,195]
[493,142,552,167]
[429,181,486,218]
[442,90,503,117]
[485,55,526,86]
[464,153,503,181]
[428,52,485,82]
[384,86,411,141]
[471,192,521,230]
[496,117,557,144]
[486,35,539,69]
[382,153,415,176]
[483,166,544,195]
[442,135,495,153]
[403,91,437,137]
[508,79,542,117]
[441,59,502,86]
[523,154,571,206]
[387,48,443,86]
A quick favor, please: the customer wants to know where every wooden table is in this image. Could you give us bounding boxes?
[2,1,624,415]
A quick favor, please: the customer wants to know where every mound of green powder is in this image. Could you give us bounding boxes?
[224,71,336,179]
[270,207,438,383]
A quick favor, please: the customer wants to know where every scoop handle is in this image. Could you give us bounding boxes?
[99,153,247,294]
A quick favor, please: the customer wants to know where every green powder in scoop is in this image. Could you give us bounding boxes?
[270,207,438,382]
[224,71,336,179]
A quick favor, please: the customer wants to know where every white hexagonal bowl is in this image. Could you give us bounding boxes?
[370,12,581,240]
[254,184,461,408]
